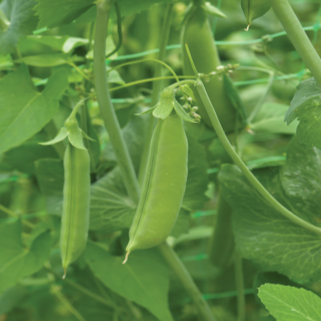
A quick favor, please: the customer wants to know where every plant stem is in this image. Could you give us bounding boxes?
[208,193,235,269]
[94,2,217,316]
[51,285,87,321]
[270,0,321,85]
[158,242,216,321]
[196,79,321,236]
[138,3,174,186]
[0,204,34,229]
[46,267,117,310]
[234,252,246,321]
[94,0,140,204]
[44,120,66,159]
[248,71,274,122]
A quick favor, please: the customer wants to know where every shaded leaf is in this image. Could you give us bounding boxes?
[85,241,174,321]
[250,103,298,134]
[219,161,321,282]
[0,221,51,294]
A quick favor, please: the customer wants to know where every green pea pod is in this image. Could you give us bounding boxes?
[181,5,239,133]
[241,0,271,28]
[40,99,91,276]
[124,112,188,261]
[61,143,90,274]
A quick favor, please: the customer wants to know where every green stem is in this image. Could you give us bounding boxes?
[0,204,34,228]
[138,4,174,186]
[196,79,321,236]
[158,242,216,321]
[44,120,66,159]
[270,0,321,85]
[47,267,117,310]
[94,0,140,204]
[208,193,235,269]
[248,71,275,123]
[51,285,87,321]
[95,2,216,316]
[234,252,246,321]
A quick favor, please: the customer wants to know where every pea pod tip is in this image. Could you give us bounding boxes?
[62,268,67,279]
[122,252,130,264]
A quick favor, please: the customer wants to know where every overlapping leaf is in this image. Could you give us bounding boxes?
[219,136,321,282]
[0,0,38,54]
[0,64,68,154]
[285,77,321,149]
[0,221,51,294]
[85,241,174,321]
[36,0,172,29]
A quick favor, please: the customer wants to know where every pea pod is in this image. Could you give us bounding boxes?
[61,143,90,273]
[241,0,271,28]
[40,100,91,276]
[124,112,188,261]
[181,4,241,133]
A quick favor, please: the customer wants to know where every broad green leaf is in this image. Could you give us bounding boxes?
[0,221,51,294]
[285,78,321,149]
[35,159,64,215]
[16,53,70,67]
[281,137,321,222]
[27,35,89,53]
[258,284,321,321]
[250,103,298,134]
[0,65,69,154]
[3,137,59,175]
[0,285,27,315]
[35,0,171,28]
[0,0,38,55]
[85,241,174,321]
[89,167,136,232]
[219,161,321,282]
[285,78,320,124]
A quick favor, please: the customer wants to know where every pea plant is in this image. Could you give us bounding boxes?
[1,0,321,320]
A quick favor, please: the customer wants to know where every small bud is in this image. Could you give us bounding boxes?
[192,106,199,112]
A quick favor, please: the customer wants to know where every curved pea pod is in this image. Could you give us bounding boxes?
[61,143,90,274]
[124,112,188,260]
[181,6,241,133]
[241,0,271,28]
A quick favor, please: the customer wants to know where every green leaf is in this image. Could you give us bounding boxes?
[0,0,38,55]
[219,160,321,282]
[34,159,64,215]
[281,136,321,225]
[241,0,271,26]
[250,103,298,134]
[0,285,27,315]
[284,78,321,149]
[0,221,51,294]
[0,65,69,154]
[35,0,95,28]
[258,284,321,321]
[89,167,136,232]
[3,136,59,175]
[224,74,247,124]
[202,2,227,18]
[285,78,320,125]
[16,53,70,67]
[35,0,171,28]
[85,241,174,321]
[27,35,89,53]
